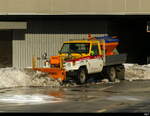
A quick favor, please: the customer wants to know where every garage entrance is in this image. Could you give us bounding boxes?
[0,30,12,68]
[108,16,148,64]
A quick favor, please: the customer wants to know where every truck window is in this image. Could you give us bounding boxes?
[60,43,90,54]
[91,44,99,56]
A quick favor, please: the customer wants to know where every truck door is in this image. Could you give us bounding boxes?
[87,43,103,74]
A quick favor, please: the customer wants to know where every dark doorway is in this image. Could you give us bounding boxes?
[0,30,12,67]
[108,17,148,64]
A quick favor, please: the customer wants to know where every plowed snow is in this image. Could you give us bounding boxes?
[0,68,61,89]
[0,64,149,88]
[124,63,150,81]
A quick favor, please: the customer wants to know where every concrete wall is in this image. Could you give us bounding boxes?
[0,0,150,15]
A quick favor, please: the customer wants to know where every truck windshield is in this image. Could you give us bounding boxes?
[60,43,90,54]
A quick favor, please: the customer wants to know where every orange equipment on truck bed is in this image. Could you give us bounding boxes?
[97,36,119,55]
[88,34,119,56]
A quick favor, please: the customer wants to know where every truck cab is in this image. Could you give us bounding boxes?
[59,40,104,74]
[53,40,105,84]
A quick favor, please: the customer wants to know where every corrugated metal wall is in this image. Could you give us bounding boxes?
[13,33,107,68]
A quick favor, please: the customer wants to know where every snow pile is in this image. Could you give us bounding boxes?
[124,63,150,81]
[1,63,150,88]
[0,68,61,89]
[25,69,61,87]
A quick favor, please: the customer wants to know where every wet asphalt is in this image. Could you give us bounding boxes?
[0,80,150,113]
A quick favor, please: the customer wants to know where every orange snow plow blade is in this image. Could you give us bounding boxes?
[32,56,66,81]
[32,68,66,81]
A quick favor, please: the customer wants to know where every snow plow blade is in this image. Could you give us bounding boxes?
[32,68,66,81]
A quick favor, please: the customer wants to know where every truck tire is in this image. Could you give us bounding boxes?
[116,65,125,80]
[106,66,116,82]
[76,68,87,84]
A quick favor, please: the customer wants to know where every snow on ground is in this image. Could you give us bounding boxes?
[0,68,61,89]
[0,63,149,88]
[124,63,150,81]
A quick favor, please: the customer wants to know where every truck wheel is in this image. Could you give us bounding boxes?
[76,68,87,84]
[116,65,125,80]
[106,67,116,82]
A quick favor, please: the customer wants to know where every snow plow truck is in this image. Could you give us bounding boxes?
[32,34,127,84]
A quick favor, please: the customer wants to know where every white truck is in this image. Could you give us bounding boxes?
[32,35,127,84]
